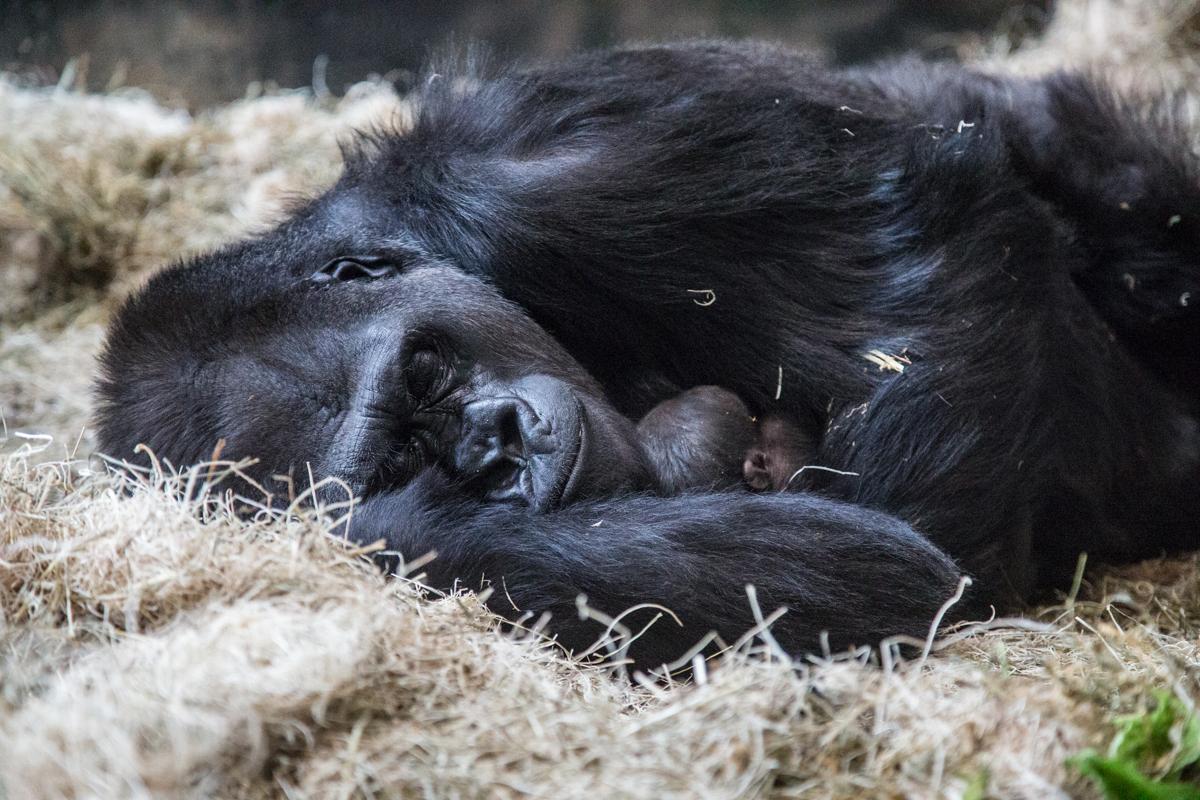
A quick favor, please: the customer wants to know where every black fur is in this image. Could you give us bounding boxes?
[96,42,1200,669]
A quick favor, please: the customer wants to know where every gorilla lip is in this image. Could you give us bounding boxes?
[548,403,587,509]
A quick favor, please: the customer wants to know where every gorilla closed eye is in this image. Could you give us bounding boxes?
[404,346,445,401]
[311,256,400,283]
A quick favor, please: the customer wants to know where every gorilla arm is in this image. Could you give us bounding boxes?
[342,470,969,670]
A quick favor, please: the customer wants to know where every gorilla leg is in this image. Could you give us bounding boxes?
[816,313,1200,598]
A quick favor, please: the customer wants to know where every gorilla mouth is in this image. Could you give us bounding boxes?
[548,404,587,509]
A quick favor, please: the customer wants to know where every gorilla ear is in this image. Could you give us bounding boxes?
[311,256,400,283]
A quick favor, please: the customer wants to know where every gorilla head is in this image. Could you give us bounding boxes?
[96,197,650,509]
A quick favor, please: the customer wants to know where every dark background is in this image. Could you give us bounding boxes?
[1,1,1050,108]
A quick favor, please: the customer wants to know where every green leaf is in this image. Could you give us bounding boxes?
[1107,692,1200,780]
[961,768,989,800]
[1174,705,1200,775]
[1073,752,1200,800]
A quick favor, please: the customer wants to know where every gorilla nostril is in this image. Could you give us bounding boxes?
[496,404,524,458]
[456,397,532,488]
[479,458,523,496]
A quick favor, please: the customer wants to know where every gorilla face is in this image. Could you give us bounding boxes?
[97,237,651,509]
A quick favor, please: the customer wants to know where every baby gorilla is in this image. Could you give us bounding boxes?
[636,386,813,494]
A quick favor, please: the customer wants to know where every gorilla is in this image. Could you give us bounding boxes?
[637,386,812,494]
[638,386,758,495]
[95,42,1200,670]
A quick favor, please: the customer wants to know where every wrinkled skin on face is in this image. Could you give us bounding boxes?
[743,414,815,492]
[310,267,653,508]
[99,255,650,510]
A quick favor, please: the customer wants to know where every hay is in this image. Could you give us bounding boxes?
[981,0,1200,91]
[8,449,1196,800]
[3,2,1200,797]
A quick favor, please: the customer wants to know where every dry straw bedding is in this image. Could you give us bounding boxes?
[2,2,1200,797]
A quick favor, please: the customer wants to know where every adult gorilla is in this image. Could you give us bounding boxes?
[96,42,1200,669]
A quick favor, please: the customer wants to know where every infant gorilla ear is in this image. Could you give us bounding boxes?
[636,386,814,494]
[743,415,815,492]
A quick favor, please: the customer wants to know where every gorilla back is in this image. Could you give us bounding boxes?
[96,42,1200,669]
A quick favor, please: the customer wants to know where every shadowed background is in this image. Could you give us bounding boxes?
[2,0,1047,108]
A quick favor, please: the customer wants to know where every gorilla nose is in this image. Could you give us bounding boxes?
[455,398,536,502]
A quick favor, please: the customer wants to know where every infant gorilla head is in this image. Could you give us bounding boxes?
[638,386,812,494]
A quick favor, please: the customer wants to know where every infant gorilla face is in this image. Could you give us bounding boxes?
[636,386,813,494]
